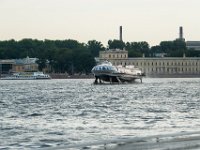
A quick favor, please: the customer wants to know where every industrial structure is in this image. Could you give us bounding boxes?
[119,26,123,41]
[97,26,200,77]
[177,26,200,50]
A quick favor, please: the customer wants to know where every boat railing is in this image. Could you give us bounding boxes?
[42,131,200,150]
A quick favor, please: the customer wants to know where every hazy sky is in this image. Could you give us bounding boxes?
[0,0,200,46]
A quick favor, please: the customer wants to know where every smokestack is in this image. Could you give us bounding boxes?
[179,26,183,39]
[119,26,122,41]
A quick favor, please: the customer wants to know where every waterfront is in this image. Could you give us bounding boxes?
[0,78,200,149]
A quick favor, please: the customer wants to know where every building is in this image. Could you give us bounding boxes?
[186,41,200,51]
[0,56,39,74]
[97,26,200,77]
[177,27,200,51]
[99,49,128,60]
[98,49,200,77]
[13,56,38,72]
[0,60,15,74]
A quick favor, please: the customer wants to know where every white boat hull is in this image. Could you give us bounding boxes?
[92,61,144,84]
[0,72,51,80]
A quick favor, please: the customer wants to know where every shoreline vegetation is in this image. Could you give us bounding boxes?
[0,39,200,76]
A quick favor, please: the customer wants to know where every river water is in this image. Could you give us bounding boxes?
[0,78,200,149]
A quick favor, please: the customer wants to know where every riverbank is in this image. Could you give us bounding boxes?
[147,74,200,78]
[49,73,94,79]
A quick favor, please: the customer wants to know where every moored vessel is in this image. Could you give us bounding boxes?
[0,72,51,80]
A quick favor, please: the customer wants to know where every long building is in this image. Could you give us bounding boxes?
[98,49,200,77]
[0,56,38,74]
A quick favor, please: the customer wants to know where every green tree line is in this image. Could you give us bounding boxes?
[0,39,104,74]
[0,39,199,74]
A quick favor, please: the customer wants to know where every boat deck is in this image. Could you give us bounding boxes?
[42,131,200,150]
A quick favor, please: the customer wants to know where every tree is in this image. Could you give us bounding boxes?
[159,39,187,57]
[87,40,105,57]
[125,41,150,57]
[36,58,47,71]
[108,39,125,49]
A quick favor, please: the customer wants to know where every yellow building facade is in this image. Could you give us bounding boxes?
[98,49,200,77]
[0,57,39,74]
[12,57,38,72]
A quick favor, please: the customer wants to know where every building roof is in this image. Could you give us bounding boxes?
[0,59,15,64]
[186,41,200,46]
[101,49,127,53]
[15,56,38,65]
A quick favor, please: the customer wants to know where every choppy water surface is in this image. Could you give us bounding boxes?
[0,78,200,149]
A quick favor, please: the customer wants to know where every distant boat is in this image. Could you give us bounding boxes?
[91,61,144,83]
[0,72,51,80]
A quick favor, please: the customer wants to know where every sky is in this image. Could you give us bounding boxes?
[0,0,200,47]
